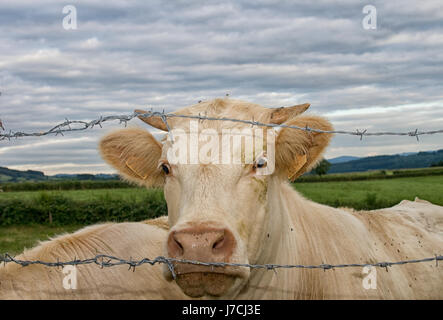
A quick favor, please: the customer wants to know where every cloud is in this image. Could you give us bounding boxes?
[0,136,94,155]
[0,0,442,174]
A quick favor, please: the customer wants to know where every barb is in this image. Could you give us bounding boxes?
[1,111,443,141]
[1,253,441,275]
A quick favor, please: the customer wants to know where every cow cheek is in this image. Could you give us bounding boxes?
[246,205,269,263]
[236,220,250,242]
[164,180,181,226]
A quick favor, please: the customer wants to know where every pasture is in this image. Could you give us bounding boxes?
[0,225,83,256]
[1,174,442,255]
[295,175,443,209]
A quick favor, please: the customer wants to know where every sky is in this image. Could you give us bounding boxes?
[0,0,442,175]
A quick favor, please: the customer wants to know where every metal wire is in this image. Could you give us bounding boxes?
[1,111,443,141]
[1,253,441,280]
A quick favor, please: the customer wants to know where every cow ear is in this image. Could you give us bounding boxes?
[99,128,164,187]
[275,115,333,181]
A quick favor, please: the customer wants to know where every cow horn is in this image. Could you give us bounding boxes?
[135,109,168,131]
[269,103,310,124]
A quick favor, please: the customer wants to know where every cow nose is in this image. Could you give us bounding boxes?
[167,227,235,262]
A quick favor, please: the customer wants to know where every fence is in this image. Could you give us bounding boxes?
[1,254,442,279]
[1,110,443,141]
[0,109,442,278]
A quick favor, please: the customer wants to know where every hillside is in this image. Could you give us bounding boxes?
[0,167,117,183]
[328,156,360,164]
[0,167,47,183]
[329,149,443,173]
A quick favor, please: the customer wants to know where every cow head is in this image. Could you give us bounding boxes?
[99,98,333,298]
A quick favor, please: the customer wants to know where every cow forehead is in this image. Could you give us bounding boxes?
[159,128,274,169]
[166,163,249,180]
[155,99,282,174]
[174,98,271,122]
[161,98,276,132]
[175,164,245,181]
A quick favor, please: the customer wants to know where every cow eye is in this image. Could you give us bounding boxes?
[254,156,268,170]
[160,163,171,175]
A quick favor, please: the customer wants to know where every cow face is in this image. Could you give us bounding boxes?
[99,99,333,298]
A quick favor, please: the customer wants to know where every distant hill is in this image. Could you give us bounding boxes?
[328,156,360,164]
[0,167,118,183]
[398,152,417,156]
[0,167,47,183]
[52,173,118,180]
[328,149,443,174]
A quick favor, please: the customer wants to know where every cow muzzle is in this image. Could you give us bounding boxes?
[166,226,240,297]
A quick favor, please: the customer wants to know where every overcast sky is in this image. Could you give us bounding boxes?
[1,0,442,175]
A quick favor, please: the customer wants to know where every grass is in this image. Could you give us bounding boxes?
[0,188,151,202]
[2,176,442,209]
[293,175,443,209]
[0,224,84,255]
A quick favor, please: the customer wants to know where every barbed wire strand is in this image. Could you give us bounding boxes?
[1,253,441,280]
[1,111,443,141]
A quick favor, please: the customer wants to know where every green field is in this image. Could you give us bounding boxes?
[0,225,83,255]
[294,175,443,209]
[0,188,151,202]
[1,174,442,255]
[1,175,442,208]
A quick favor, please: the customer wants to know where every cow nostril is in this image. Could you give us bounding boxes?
[172,234,184,255]
[212,236,225,250]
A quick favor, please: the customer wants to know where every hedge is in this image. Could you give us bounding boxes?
[0,190,167,226]
[0,180,132,192]
[298,167,443,183]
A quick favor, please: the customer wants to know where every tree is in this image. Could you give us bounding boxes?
[314,159,331,176]
[430,160,443,167]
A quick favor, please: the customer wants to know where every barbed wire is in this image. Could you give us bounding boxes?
[1,111,443,141]
[1,253,441,279]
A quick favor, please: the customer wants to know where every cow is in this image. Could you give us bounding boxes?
[1,98,442,299]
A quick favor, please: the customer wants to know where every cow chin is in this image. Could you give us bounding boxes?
[176,272,236,298]
[163,262,250,298]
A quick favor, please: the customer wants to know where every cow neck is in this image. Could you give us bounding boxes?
[238,178,311,299]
